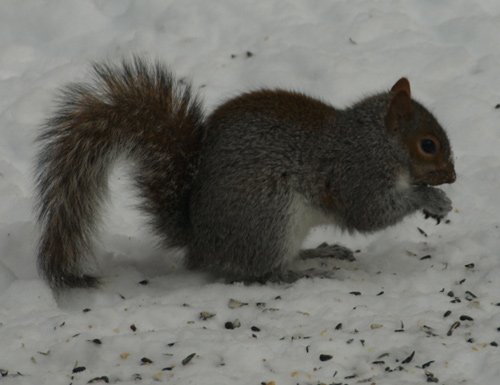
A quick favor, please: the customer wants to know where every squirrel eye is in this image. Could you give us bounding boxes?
[419,138,437,155]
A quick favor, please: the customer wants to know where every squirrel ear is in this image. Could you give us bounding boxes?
[385,79,413,134]
[390,77,411,98]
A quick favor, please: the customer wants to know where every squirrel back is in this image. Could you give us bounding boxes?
[35,57,455,288]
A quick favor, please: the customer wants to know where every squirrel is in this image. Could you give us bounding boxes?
[34,57,456,289]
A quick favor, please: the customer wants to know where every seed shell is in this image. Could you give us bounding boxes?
[447,321,460,336]
[182,353,196,366]
[401,351,415,364]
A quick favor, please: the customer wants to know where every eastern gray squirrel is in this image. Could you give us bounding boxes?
[35,57,456,289]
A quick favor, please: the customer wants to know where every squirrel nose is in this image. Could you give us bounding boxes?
[436,159,455,184]
[448,170,456,184]
[441,165,456,184]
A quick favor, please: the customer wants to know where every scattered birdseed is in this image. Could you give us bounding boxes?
[130,324,137,332]
[228,299,248,308]
[319,354,333,362]
[88,376,109,383]
[443,310,452,318]
[491,341,498,347]
[350,291,361,296]
[335,323,342,330]
[417,227,428,237]
[182,353,196,366]
[138,280,149,285]
[401,351,415,364]
[91,339,102,345]
[72,366,86,373]
[251,326,261,332]
[460,315,474,321]
[83,308,91,313]
[200,312,216,320]
[141,357,153,365]
[420,255,432,260]
[291,334,311,340]
[425,370,439,383]
[447,321,461,336]
[421,325,438,336]
[422,360,434,369]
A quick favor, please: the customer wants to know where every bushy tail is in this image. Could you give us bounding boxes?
[34,57,204,288]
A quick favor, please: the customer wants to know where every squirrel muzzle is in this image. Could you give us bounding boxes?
[425,165,456,186]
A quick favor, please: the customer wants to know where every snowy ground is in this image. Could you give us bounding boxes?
[1,0,500,384]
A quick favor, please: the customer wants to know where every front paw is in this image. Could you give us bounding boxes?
[422,188,452,224]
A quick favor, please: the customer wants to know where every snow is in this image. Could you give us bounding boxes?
[1,0,500,384]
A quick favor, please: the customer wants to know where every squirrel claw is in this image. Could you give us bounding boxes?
[423,210,443,225]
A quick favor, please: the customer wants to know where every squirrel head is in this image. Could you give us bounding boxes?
[384,78,456,186]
